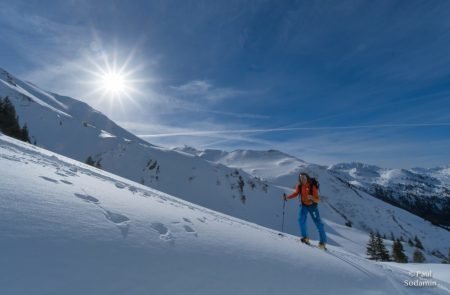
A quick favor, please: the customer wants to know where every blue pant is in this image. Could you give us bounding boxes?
[299,204,327,243]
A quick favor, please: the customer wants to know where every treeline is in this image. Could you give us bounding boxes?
[0,96,30,143]
[366,231,426,263]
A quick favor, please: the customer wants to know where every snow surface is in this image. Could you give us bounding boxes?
[1,134,449,294]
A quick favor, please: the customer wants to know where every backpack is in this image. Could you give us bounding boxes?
[310,177,320,191]
[299,173,320,191]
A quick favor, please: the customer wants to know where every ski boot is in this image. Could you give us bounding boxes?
[300,237,310,245]
[318,242,327,250]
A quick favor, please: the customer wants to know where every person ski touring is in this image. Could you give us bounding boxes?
[284,172,327,249]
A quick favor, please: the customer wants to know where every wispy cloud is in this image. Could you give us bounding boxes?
[135,122,450,138]
[170,79,254,102]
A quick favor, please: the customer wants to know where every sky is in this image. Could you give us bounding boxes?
[0,0,450,168]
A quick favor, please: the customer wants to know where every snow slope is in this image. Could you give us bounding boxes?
[176,146,450,262]
[0,67,288,237]
[1,134,449,295]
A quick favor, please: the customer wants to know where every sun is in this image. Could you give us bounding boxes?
[79,44,150,116]
[82,50,145,103]
[100,71,127,94]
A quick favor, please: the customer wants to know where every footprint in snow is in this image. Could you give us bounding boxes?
[115,182,127,189]
[39,176,59,183]
[73,193,130,238]
[151,222,175,245]
[64,170,77,177]
[0,155,21,162]
[104,211,130,238]
[74,193,99,204]
[182,217,192,224]
[183,225,198,237]
[197,217,207,223]
[104,210,130,223]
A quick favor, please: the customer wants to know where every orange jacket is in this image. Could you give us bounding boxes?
[286,181,320,205]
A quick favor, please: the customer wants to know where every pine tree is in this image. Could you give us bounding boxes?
[390,231,395,241]
[392,239,408,263]
[407,238,414,247]
[413,248,426,263]
[85,156,95,166]
[375,232,390,261]
[20,124,30,143]
[366,232,377,260]
[414,236,424,250]
[1,98,20,137]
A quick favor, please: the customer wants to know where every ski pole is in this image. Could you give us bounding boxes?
[281,193,286,232]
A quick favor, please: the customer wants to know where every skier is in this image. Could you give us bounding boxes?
[284,172,327,249]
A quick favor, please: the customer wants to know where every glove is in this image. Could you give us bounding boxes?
[283,193,287,201]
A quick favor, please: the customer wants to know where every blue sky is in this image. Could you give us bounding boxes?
[1,0,450,168]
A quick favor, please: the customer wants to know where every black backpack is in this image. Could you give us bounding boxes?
[310,177,320,191]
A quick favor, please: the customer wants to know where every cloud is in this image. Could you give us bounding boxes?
[134,122,450,138]
[170,79,254,102]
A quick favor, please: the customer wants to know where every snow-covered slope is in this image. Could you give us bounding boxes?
[0,67,286,236]
[1,134,449,294]
[329,163,450,228]
[175,146,450,262]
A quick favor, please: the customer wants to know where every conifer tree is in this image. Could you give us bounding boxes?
[375,232,390,261]
[366,232,377,260]
[20,124,30,143]
[0,97,30,143]
[85,156,95,166]
[392,239,408,263]
[413,248,425,263]
[414,236,424,250]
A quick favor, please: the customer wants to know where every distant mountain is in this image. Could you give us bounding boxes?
[328,162,450,228]
[174,145,307,181]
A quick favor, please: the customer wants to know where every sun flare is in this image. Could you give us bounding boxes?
[80,45,149,116]
[100,71,127,94]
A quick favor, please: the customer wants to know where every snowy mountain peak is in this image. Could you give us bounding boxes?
[174,145,307,181]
